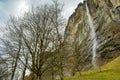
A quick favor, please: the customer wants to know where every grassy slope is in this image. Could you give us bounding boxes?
[65,56,120,80]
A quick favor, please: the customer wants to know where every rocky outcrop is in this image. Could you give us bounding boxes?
[64,0,120,75]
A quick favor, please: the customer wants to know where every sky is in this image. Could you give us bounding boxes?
[0,0,83,26]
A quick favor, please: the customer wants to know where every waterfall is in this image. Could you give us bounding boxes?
[86,3,97,68]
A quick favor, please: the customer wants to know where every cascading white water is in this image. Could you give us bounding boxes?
[86,3,97,68]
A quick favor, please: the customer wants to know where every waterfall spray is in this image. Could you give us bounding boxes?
[86,3,97,68]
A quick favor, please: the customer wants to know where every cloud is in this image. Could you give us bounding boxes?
[62,0,83,20]
[17,0,29,16]
[0,0,83,26]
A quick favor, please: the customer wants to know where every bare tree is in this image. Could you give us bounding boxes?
[0,57,9,80]
[1,0,65,80]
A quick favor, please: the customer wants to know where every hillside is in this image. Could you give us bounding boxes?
[65,56,120,80]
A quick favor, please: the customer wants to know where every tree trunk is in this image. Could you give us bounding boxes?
[60,65,64,80]
[37,76,41,80]
[22,53,29,80]
[11,52,19,80]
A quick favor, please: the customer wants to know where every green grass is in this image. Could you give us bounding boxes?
[65,56,120,80]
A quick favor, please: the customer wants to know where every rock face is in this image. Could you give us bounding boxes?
[64,0,120,75]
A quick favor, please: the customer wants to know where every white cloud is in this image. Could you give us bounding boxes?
[17,0,29,16]
[0,0,84,25]
[62,0,84,20]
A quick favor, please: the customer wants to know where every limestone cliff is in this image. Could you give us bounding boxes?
[64,0,120,75]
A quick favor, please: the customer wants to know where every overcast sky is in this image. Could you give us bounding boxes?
[0,0,83,26]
